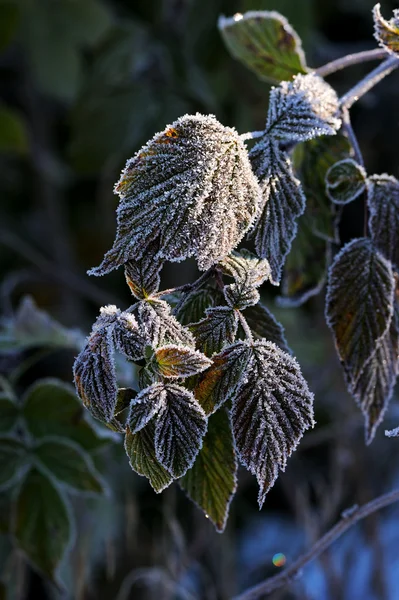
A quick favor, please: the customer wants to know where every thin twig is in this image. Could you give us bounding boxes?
[234,488,399,600]
[240,131,264,142]
[316,48,388,78]
[238,311,253,343]
[340,56,399,110]
[340,107,364,168]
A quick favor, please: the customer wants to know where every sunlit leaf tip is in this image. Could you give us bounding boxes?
[373,4,399,56]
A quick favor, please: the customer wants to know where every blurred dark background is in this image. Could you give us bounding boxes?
[1,0,399,599]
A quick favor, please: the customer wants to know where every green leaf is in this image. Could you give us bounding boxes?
[34,437,104,494]
[13,468,72,581]
[373,4,399,56]
[326,238,395,387]
[293,135,352,241]
[23,379,115,451]
[125,422,173,493]
[326,159,367,205]
[278,217,329,307]
[243,302,289,352]
[0,437,26,489]
[174,286,220,326]
[368,174,399,270]
[190,307,239,357]
[218,11,307,83]
[0,104,28,155]
[0,395,19,433]
[0,2,20,53]
[180,409,237,532]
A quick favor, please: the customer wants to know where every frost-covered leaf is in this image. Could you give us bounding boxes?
[23,379,114,451]
[155,384,207,478]
[326,238,395,386]
[127,383,166,433]
[73,325,117,423]
[218,11,307,83]
[89,114,260,275]
[352,303,399,444]
[326,159,367,205]
[13,468,72,581]
[190,307,239,356]
[292,135,351,241]
[194,342,252,415]
[174,286,220,325]
[266,74,340,142]
[124,241,164,299]
[34,438,104,494]
[230,340,314,507]
[0,395,19,433]
[0,295,83,351]
[385,426,399,438]
[154,345,212,379]
[218,249,271,287]
[113,311,147,361]
[278,217,329,307]
[125,422,173,493]
[137,300,195,348]
[106,387,136,433]
[243,303,289,352]
[223,278,260,310]
[0,437,26,489]
[180,409,237,532]
[249,140,306,285]
[373,4,399,56]
[368,174,399,270]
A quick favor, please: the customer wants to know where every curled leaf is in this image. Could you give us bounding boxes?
[218,11,307,83]
[368,174,399,270]
[373,4,399,56]
[326,159,367,205]
[325,238,395,387]
[89,114,261,275]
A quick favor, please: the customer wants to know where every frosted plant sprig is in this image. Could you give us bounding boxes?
[72,4,399,538]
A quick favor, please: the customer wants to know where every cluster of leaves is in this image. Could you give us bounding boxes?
[73,4,399,532]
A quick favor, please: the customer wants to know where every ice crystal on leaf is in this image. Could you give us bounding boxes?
[127,383,166,433]
[229,340,314,507]
[137,299,195,349]
[124,240,164,299]
[153,345,212,379]
[249,139,306,284]
[373,4,399,56]
[266,74,341,142]
[223,278,260,310]
[89,114,261,276]
[218,249,271,288]
[385,426,399,438]
[326,159,367,205]
[190,306,239,357]
[326,238,395,388]
[368,174,399,270]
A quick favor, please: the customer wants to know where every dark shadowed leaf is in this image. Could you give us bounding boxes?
[124,241,164,299]
[352,303,399,444]
[0,437,26,489]
[127,383,166,433]
[190,307,239,356]
[368,174,399,270]
[89,114,260,275]
[154,345,212,379]
[266,74,340,142]
[249,139,305,285]
[278,217,329,307]
[125,423,173,493]
[326,159,367,205]
[23,379,114,451]
[174,285,220,325]
[218,11,307,83]
[373,4,399,56]
[326,238,395,386]
[0,395,19,433]
[14,468,71,581]
[244,303,290,352]
[194,342,252,415]
[180,409,237,532]
[292,135,351,241]
[34,437,104,494]
[155,384,207,478]
[230,341,314,507]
